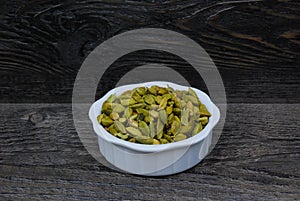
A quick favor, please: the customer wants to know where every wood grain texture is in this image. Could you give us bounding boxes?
[0,0,299,103]
[0,104,299,200]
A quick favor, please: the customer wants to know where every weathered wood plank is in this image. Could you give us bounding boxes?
[0,104,299,200]
[0,64,299,103]
[0,0,299,103]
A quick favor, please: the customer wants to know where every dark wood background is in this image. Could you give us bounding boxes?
[0,0,299,200]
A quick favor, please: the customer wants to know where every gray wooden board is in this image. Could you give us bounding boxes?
[0,0,300,103]
[0,104,299,200]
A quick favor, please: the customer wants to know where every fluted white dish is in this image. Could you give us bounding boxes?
[89,81,220,176]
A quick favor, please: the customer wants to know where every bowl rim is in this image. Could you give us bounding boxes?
[89,81,220,153]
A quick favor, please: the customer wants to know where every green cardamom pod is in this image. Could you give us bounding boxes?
[99,85,211,144]
[114,121,126,133]
[174,134,187,142]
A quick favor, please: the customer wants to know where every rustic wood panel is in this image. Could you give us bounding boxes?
[0,104,299,200]
[0,0,299,103]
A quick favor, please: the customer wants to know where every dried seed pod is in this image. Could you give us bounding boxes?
[128,138,136,143]
[120,99,131,106]
[109,127,118,136]
[170,120,180,135]
[127,119,138,128]
[174,134,187,142]
[148,85,159,95]
[160,139,169,144]
[106,94,117,103]
[166,106,173,115]
[173,108,181,116]
[119,117,127,123]
[136,87,147,95]
[101,102,112,115]
[136,137,153,144]
[99,85,211,145]
[114,121,126,133]
[156,120,164,139]
[132,91,142,102]
[149,121,156,138]
[175,90,182,98]
[181,108,189,126]
[119,90,133,99]
[173,115,181,123]
[178,125,192,134]
[186,101,194,113]
[110,112,119,120]
[155,96,162,104]
[199,116,209,125]
[126,127,143,137]
[158,87,168,95]
[158,97,168,110]
[144,94,156,105]
[167,113,174,124]
[153,139,160,144]
[184,95,198,105]
[193,106,200,115]
[129,114,138,120]
[162,94,171,100]
[159,110,168,124]
[188,88,198,97]
[97,114,104,124]
[112,103,125,113]
[199,104,211,117]
[192,123,203,136]
[145,105,151,110]
[144,116,150,123]
[180,100,187,108]
[117,133,129,140]
[130,103,146,109]
[150,104,159,110]
[136,108,149,117]
[174,101,181,109]
[129,99,137,105]
[136,113,144,121]
[101,116,114,126]
[163,134,172,142]
[123,107,132,118]
[168,101,174,106]
[149,110,159,118]
[139,121,150,136]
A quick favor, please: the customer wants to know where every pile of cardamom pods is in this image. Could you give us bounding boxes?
[97,85,211,144]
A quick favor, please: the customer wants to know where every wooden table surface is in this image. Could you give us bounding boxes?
[0,0,299,200]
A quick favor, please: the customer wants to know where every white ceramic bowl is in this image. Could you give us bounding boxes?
[89,81,220,176]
